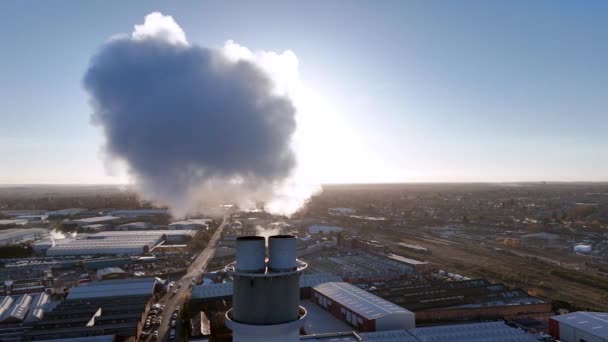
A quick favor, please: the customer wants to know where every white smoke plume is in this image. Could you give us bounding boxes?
[84,12,319,218]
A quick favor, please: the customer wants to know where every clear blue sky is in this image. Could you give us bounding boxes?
[1,0,607,184]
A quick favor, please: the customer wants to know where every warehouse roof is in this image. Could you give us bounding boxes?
[551,311,608,338]
[67,277,159,300]
[0,228,48,239]
[72,216,120,224]
[0,219,28,226]
[35,336,115,342]
[115,222,149,229]
[170,219,211,226]
[409,321,538,341]
[304,321,537,341]
[97,267,126,278]
[313,282,412,320]
[387,253,428,266]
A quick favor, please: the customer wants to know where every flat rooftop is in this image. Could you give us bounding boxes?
[67,277,159,300]
[303,321,538,341]
[551,311,608,338]
[72,216,120,224]
[387,253,429,265]
[0,228,48,239]
[0,220,27,226]
[301,299,354,335]
[313,282,413,320]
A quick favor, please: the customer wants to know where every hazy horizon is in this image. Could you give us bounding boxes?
[2,1,607,187]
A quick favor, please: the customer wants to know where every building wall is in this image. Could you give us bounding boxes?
[312,289,376,332]
[552,321,607,342]
[415,303,553,324]
[376,312,415,330]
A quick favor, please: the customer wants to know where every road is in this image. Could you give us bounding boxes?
[149,216,228,341]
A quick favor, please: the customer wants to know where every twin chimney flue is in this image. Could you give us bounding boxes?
[227,235,307,342]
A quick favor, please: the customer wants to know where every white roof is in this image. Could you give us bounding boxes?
[387,253,428,266]
[115,222,149,228]
[170,219,211,226]
[0,219,27,226]
[73,216,120,224]
[313,282,412,320]
[551,311,608,338]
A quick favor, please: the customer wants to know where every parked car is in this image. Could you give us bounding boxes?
[145,319,151,329]
[152,330,158,340]
[170,319,176,327]
[169,329,176,340]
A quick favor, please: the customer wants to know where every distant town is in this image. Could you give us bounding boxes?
[0,183,606,341]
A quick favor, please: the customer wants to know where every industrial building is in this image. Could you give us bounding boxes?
[370,278,552,324]
[302,250,414,282]
[312,282,415,332]
[109,209,169,218]
[520,232,564,248]
[14,215,48,223]
[71,216,121,227]
[19,278,163,341]
[169,219,211,230]
[302,321,538,341]
[308,225,344,235]
[549,311,608,342]
[0,228,48,246]
[387,253,431,273]
[0,220,28,227]
[96,267,127,281]
[328,208,356,215]
[113,222,150,231]
[0,267,53,296]
[36,230,195,256]
[0,293,49,323]
[46,208,88,217]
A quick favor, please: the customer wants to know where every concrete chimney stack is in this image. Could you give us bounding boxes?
[226,234,307,342]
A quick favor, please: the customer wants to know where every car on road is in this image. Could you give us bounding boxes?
[169,328,176,340]
[151,330,158,340]
[173,289,179,295]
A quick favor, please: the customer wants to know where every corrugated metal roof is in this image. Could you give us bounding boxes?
[67,278,158,300]
[305,322,537,341]
[313,282,412,320]
[73,216,121,224]
[409,321,538,341]
[551,311,608,338]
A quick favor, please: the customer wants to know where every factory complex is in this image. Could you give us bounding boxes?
[33,230,196,256]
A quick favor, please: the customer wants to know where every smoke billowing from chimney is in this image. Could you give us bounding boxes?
[84,12,316,217]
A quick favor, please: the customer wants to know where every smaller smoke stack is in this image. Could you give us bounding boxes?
[235,236,266,273]
[268,235,297,272]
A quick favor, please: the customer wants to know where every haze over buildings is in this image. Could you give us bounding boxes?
[1,1,607,188]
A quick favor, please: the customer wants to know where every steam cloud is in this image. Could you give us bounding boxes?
[84,12,314,217]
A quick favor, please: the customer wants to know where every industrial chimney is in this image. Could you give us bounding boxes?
[226,235,307,342]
